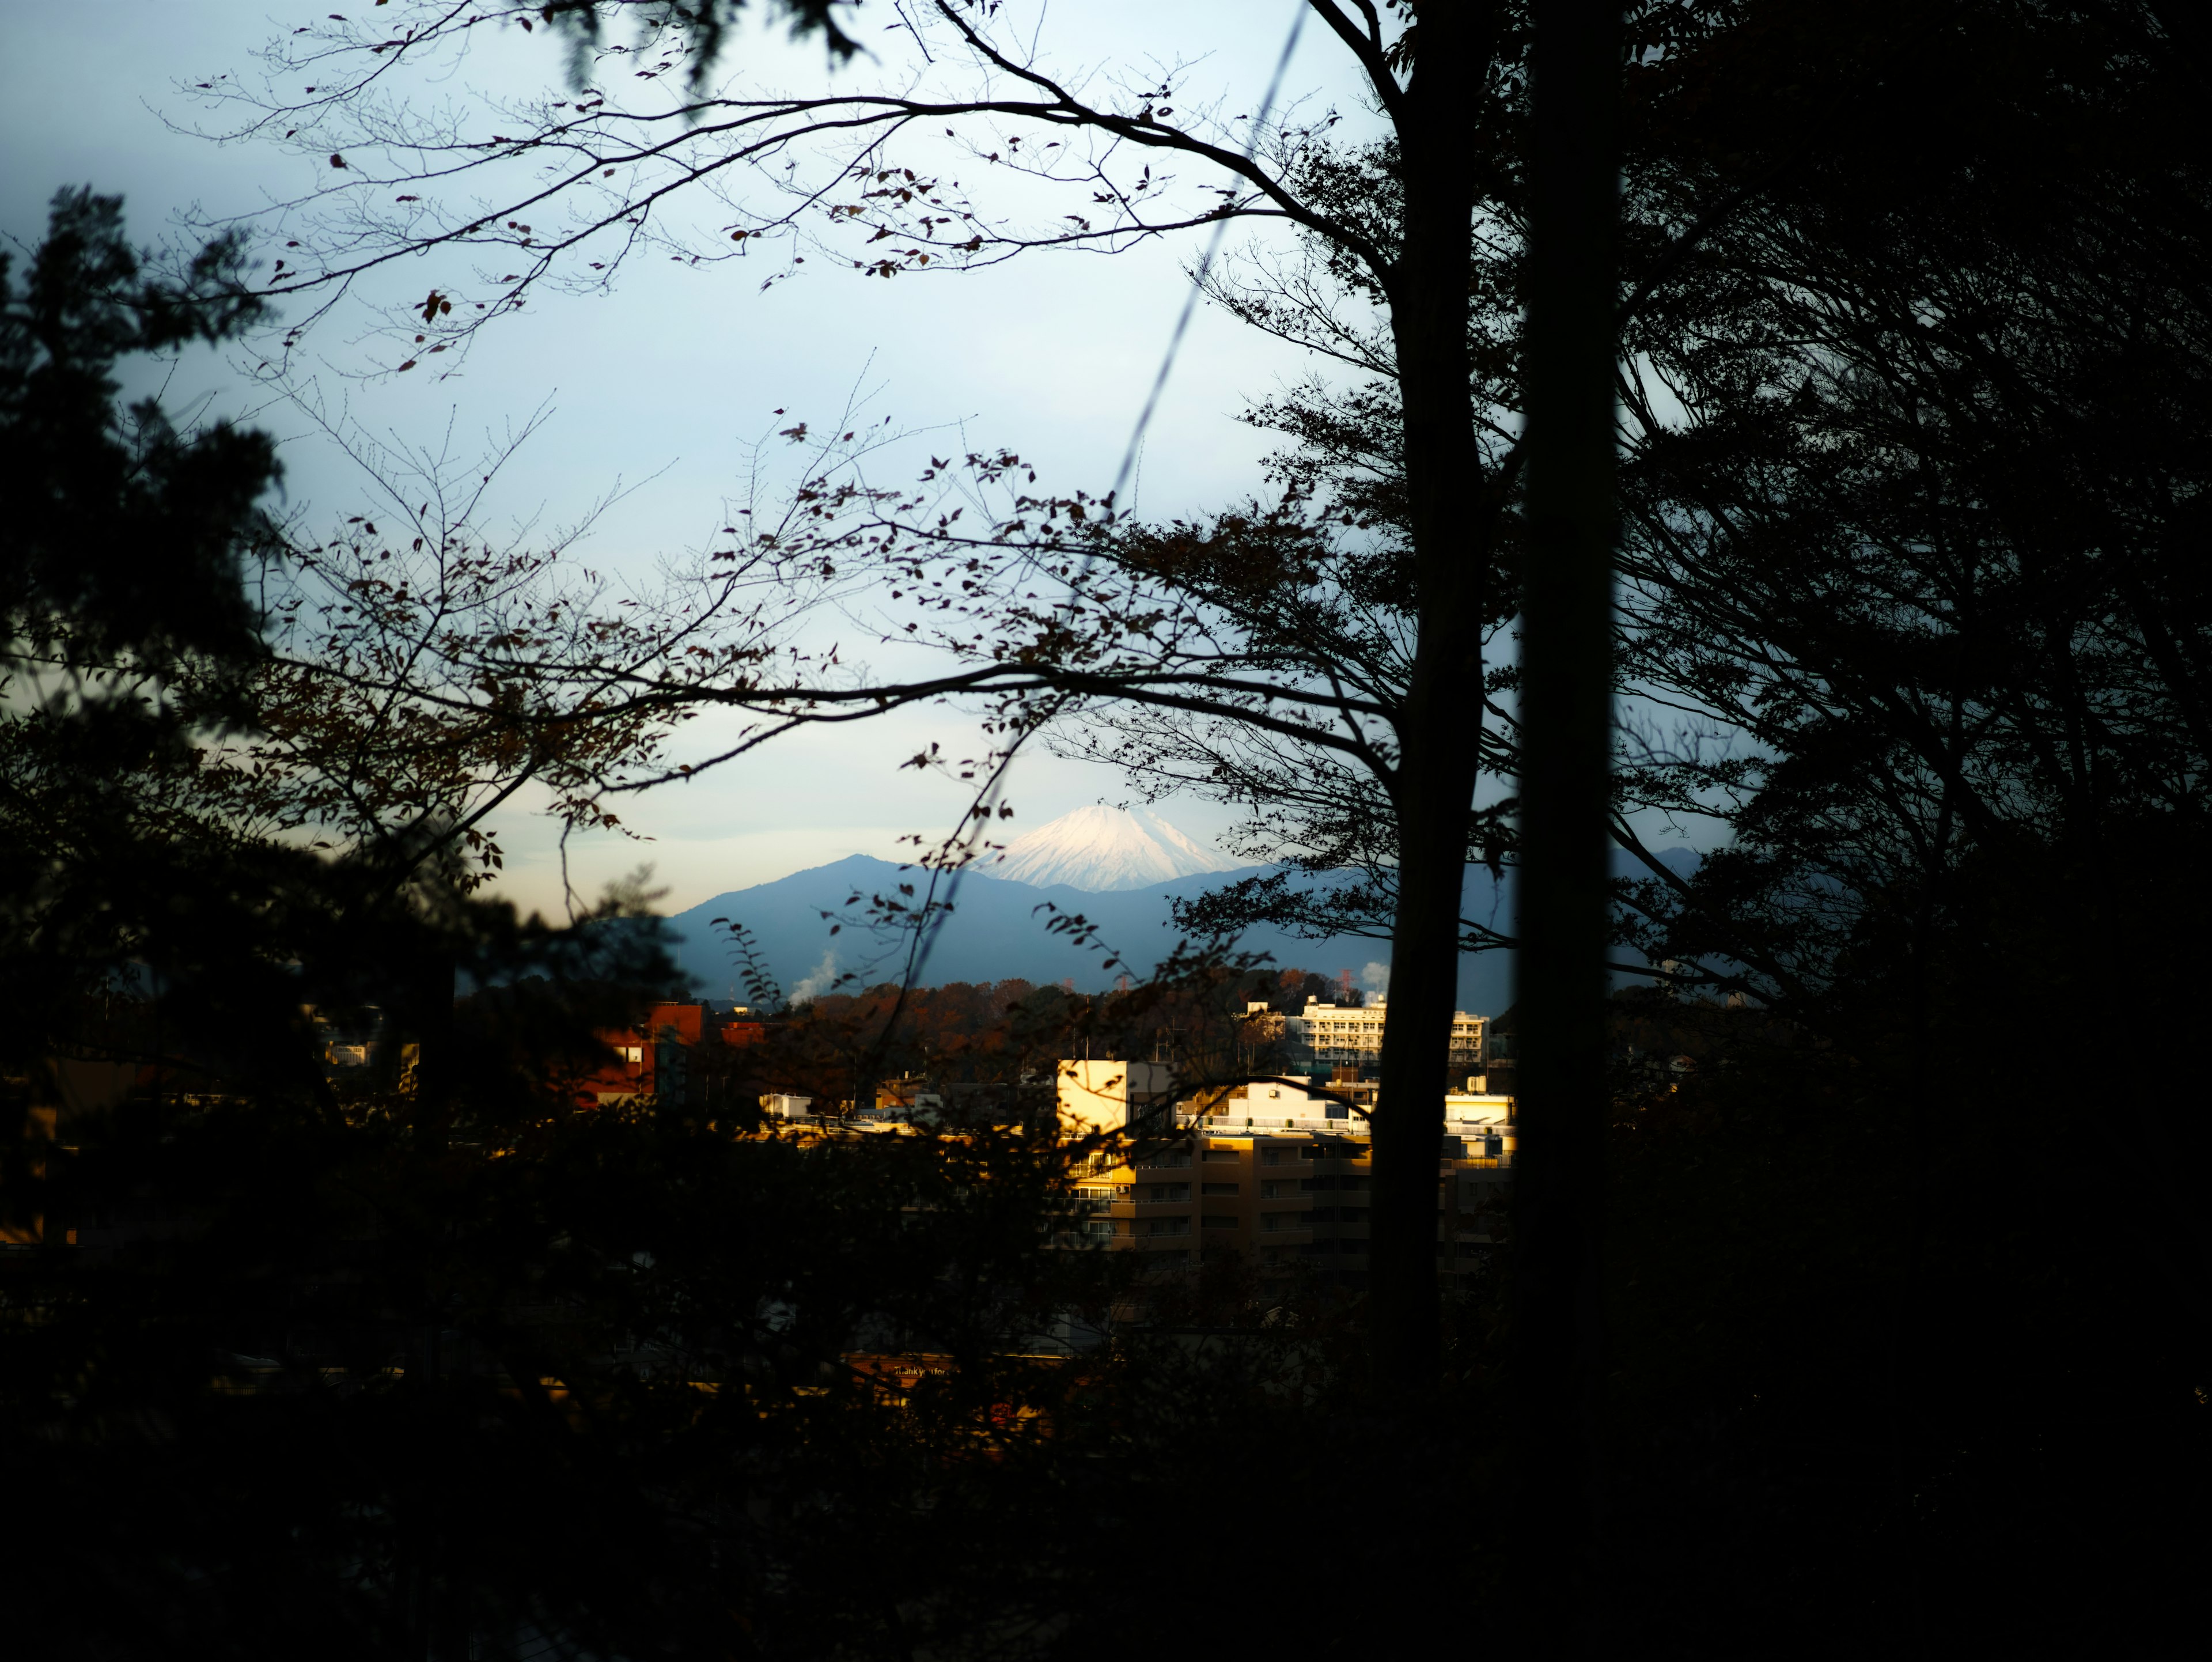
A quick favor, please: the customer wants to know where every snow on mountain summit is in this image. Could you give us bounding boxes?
[985,805,1240,891]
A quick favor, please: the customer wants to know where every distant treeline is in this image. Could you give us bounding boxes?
[726,967,1357,1106]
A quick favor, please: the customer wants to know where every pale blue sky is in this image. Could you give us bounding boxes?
[4,1,1403,917]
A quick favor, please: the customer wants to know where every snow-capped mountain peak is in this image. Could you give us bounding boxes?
[984,805,1239,891]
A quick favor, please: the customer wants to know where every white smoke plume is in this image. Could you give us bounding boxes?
[790,948,839,1004]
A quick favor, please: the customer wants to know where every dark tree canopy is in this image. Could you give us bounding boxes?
[1,187,275,682]
[5,5,2210,1656]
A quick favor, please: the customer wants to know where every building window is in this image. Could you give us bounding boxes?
[1139,1152,1192,1171]
[1261,1148,1288,1166]
[1146,1217,1191,1237]
[1201,1148,1238,1162]
[1084,1220,1120,1239]
[1202,1214,1238,1230]
[1145,1183,1190,1203]
[1201,1182,1239,1197]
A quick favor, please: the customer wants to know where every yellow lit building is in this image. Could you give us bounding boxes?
[765,1061,1514,1298]
[1065,1066,1514,1293]
[1054,1059,1178,1134]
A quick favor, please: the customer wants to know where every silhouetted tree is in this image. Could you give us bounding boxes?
[192,1,1788,1394]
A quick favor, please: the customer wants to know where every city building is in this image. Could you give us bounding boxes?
[304,1004,418,1089]
[1068,1108,1514,1294]
[1055,1058,1179,1134]
[581,1000,701,1104]
[1277,997,1486,1076]
[1052,1053,1516,1294]
[579,1000,767,1112]
[1192,1073,1353,1123]
[755,1049,1516,1297]
[1479,1007,1516,1095]
[873,1075,945,1120]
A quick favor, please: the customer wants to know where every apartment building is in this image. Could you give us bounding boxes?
[581,1000,707,1104]
[1278,997,1486,1074]
[1055,1059,1179,1134]
[761,1055,1514,1297]
[1196,1074,1355,1122]
[582,1000,774,1111]
[1070,1109,1514,1295]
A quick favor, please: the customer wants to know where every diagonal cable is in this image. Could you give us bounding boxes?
[899,1,1315,1010]
[1103,0,1310,537]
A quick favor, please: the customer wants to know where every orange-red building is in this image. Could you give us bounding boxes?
[578,1001,721,1106]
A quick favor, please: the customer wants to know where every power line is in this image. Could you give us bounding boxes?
[904,1,1313,1001]
[1103,1,1310,528]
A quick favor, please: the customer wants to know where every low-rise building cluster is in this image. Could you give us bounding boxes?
[226,993,1519,1303]
[734,1001,1516,1300]
[1046,1047,1512,1296]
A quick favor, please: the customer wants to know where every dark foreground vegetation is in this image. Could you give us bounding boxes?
[7,2,2212,1656]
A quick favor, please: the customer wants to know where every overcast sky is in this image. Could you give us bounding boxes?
[5,1,1395,917]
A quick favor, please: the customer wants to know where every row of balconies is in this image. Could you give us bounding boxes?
[1084,1205,1396,1235]
[1070,1219,1501,1256]
[1088,1176,1478,1210]
[1101,1174,1380,1205]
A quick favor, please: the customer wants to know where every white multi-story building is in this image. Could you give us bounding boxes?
[1278,998,1486,1073]
[1066,1096,1516,1290]
[1055,1059,1179,1134]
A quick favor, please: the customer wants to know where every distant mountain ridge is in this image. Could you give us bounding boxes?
[666,856,1495,1013]
[985,804,1241,891]
[662,835,1696,1017]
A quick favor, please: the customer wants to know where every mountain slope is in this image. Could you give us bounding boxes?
[664,846,1704,1016]
[986,805,1240,891]
[666,857,1501,1012]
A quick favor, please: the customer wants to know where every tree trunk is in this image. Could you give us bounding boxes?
[1369,695,1483,1392]
[409,945,456,1152]
[1512,0,1620,1650]
[1365,4,1490,1398]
